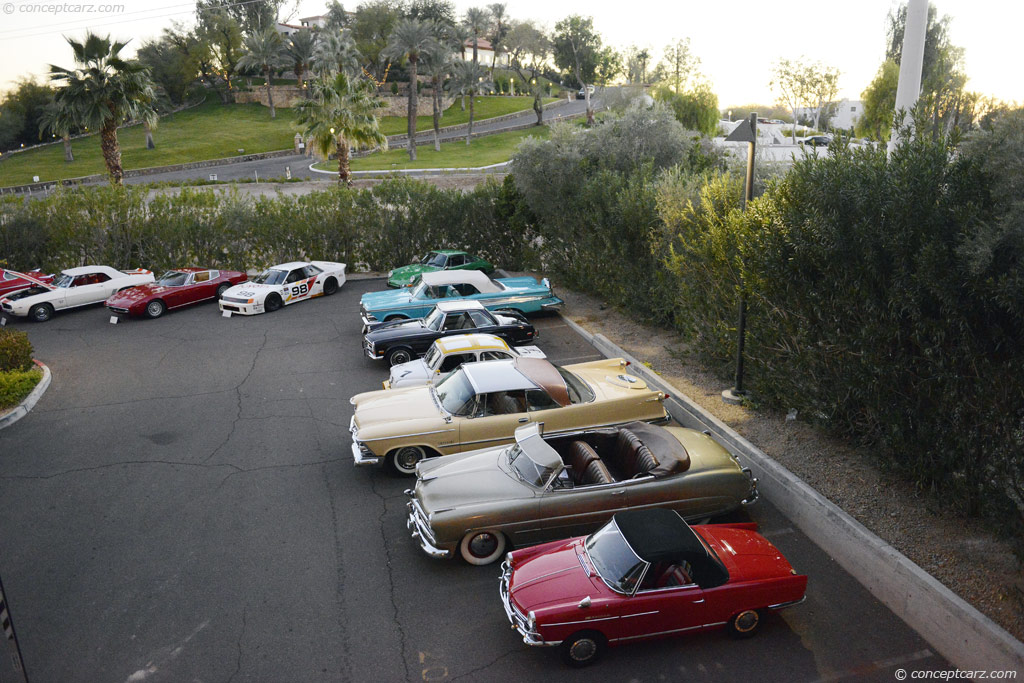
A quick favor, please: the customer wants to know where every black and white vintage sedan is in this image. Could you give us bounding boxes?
[362,300,537,366]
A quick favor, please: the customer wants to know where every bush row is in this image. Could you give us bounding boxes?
[0,175,538,276]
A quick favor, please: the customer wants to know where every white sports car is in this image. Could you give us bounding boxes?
[0,265,154,322]
[218,261,346,315]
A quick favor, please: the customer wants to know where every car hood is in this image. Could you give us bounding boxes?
[698,526,795,582]
[366,318,430,340]
[361,288,415,311]
[415,449,529,511]
[2,286,53,303]
[351,386,444,430]
[510,539,609,612]
[106,283,174,305]
[389,359,431,386]
[391,264,437,279]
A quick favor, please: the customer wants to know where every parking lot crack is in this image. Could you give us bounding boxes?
[447,649,519,681]
[370,475,413,682]
[203,331,268,464]
[225,604,247,683]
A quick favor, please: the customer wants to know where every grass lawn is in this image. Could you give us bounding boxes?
[313,125,550,172]
[0,96,553,188]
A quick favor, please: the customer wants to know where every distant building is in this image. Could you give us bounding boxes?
[458,38,509,67]
[275,22,303,36]
[299,15,328,29]
[793,99,863,131]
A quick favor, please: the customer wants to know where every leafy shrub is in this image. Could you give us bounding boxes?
[0,367,42,410]
[0,328,33,372]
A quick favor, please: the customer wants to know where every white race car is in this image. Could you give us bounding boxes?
[219,261,346,315]
[0,265,154,322]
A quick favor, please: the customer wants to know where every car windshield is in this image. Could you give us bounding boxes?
[411,281,431,300]
[557,368,596,404]
[52,273,75,288]
[585,521,649,594]
[424,344,441,370]
[156,271,189,286]
[423,308,444,330]
[506,443,557,488]
[253,269,287,285]
[421,252,447,267]
[433,369,475,415]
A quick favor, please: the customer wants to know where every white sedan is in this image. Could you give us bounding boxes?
[0,265,154,322]
[219,261,346,315]
[385,333,545,389]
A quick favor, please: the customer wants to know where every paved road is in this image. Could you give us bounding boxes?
[111,99,590,187]
[0,279,950,682]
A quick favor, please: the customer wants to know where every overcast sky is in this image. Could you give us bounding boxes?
[0,0,1020,107]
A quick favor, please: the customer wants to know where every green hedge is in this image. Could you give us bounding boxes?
[0,175,538,275]
[0,328,33,372]
[0,368,41,410]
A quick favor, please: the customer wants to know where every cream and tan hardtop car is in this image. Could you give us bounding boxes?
[350,356,669,475]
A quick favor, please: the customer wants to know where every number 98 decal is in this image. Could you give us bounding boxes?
[291,283,309,296]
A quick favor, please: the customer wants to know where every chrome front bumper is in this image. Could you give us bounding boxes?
[405,497,451,559]
[741,468,760,506]
[499,560,559,647]
[350,416,382,466]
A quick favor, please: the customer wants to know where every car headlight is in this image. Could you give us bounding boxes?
[527,611,536,630]
[388,270,394,278]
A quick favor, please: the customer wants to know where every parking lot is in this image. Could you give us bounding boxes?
[0,277,949,682]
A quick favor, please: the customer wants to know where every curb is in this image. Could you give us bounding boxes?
[309,161,509,177]
[557,314,1024,675]
[0,360,52,431]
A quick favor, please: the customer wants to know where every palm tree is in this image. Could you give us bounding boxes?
[383,19,439,161]
[237,28,287,118]
[37,100,78,162]
[447,60,492,145]
[312,29,362,80]
[420,43,452,152]
[294,73,387,186]
[286,29,317,91]
[486,3,508,76]
[48,32,157,185]
[463,7,490,65]
[445,22,471,110]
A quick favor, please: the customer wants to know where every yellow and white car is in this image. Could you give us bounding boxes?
[351,356,670,475]
[383,333,545,390]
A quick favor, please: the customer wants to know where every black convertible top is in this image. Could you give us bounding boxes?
[615,508,702,563]
[614,508,730,588]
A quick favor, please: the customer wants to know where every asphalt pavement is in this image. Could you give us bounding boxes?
[0,277,950,682]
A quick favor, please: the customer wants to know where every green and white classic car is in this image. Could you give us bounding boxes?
[387,250,495,288]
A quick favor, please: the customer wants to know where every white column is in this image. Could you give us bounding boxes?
[888,0,928,154]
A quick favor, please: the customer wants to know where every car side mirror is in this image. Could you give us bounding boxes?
[577,596,591,609]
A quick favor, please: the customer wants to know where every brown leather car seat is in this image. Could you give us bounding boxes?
[613,429,659,477]
[568,441,614,485]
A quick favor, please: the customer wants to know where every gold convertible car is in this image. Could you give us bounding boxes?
[350,357,670,475]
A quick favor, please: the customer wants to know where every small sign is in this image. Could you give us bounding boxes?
[0,318,6,327]
[109,316,118,324]
[209,173,217,181]
[222,310,232,318]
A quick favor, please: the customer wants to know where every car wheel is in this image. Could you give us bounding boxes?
[29,303,53,322]
[727,609,762,638]
[386,347,413,366]
[216,283,230,298]
[265,294,282,313]
[560,631,606,667]
[383,315,406,322]
[323,277,339,295]
[459,530,507,566]
[145,300,166,319]
[387,445,426,476]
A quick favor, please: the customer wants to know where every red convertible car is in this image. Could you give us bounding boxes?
[105,268,247,319]
[500,508,807,667]
[0,269,53,298]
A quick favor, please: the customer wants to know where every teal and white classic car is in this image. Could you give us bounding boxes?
[360,270,563,332]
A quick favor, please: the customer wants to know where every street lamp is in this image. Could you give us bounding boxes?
[721,112,757,405]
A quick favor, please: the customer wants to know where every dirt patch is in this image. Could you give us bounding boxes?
[548,279,1024,642]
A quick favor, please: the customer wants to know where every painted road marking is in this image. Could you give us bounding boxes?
[807,649,936,682]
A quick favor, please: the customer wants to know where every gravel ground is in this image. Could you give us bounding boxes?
[548,281,1024,642]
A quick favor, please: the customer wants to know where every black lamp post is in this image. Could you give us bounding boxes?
[722,112,757,405]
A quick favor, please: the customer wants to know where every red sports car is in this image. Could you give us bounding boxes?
[500,508,807,667]
[105,268,247,319]
[0,269,54,298]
